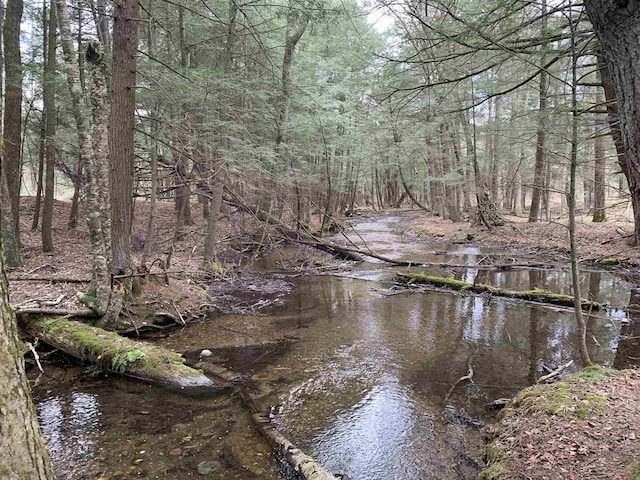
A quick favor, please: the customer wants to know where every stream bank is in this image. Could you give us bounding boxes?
[479,367,640,480]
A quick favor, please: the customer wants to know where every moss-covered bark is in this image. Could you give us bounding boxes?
[21,316,215,389]
[0,236,55,478]
[397,272,600,310]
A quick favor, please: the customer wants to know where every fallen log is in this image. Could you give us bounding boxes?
[238,388,339,480]
[397,272,600,310]
[20,316,218,389]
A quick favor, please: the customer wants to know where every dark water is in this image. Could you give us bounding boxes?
[32,213,637,479]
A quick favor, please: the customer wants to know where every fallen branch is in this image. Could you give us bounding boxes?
[8,276,91,283]
[224,189,362,262]
[21,316,219,390]
[238,388,339,480]
[444,354,475,404]
[15,308,98,317]
[537,360,574,384]
[397,272,600,311]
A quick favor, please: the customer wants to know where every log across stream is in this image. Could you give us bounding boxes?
[396,272,601,310]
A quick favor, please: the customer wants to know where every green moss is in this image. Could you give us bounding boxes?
[570,365,608,381]
[397,273,599,310]
[516,383,608,420]
[627,460,640,480]
[482,443,504,464]
[600,257,620,266]
[111,349,146,372]
[477,464,506,480]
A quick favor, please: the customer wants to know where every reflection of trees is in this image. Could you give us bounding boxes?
[528,271,543,385]
[614,288,640,369]
[587,272,601,302]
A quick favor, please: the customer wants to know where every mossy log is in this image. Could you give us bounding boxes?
[21,316,217,389]
[238,389,339,480]
[397,272,600,311]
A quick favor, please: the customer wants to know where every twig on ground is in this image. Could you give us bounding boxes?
[171,300,186,326]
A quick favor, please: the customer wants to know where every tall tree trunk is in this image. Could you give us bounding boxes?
[567,7,591,366]
[440,123,461,221]
[31,113,45,231]
[109,0,139,277]
[67,159,82,228]
[585,1,640,243]
[276,12,308,227]
[41,0,56,252]
[528,0,549,223]
[593,109,607,222]
[2,0,22,265]
[56,0,112,317]
[0,235,55,479]
[592,86,607,223]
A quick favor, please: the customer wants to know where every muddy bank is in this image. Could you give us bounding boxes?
[480,367,640,480]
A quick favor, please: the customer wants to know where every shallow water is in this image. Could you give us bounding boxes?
[33,212,636,479]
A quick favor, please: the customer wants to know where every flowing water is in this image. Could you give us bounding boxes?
[32,212,638,480]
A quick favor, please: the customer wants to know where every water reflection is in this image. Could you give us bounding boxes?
[37,392,101,480]
[614,288,640,369]
[267,260,626,479]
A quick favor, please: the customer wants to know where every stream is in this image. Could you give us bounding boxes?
[31,212,639,480]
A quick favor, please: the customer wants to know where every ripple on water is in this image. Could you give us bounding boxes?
[37,392,101,480]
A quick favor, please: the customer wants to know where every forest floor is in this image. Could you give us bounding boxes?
[409,203,640,268]
[9,196,640,480]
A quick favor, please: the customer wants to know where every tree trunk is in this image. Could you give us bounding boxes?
[276,12,308,226]
[3,0,23,250]
[528,0,549,223]
[0,232,55,479]
[56,0,112,317]
[41,0,56,252]
[585,1,640,243]
[109,0,140,277]
[31,114,45,232]
[67,159,82,228]
[567,11,591,366]
[593,89,607,222]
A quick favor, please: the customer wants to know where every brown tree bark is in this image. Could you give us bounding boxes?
[528,0,549,223]
[3,0,23,250]
[109,0,140,277]
[585,1,640,243]
[0,232,55,479]
[276,11,308,225]
[42,0,57,252]
[593,90,607,223]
